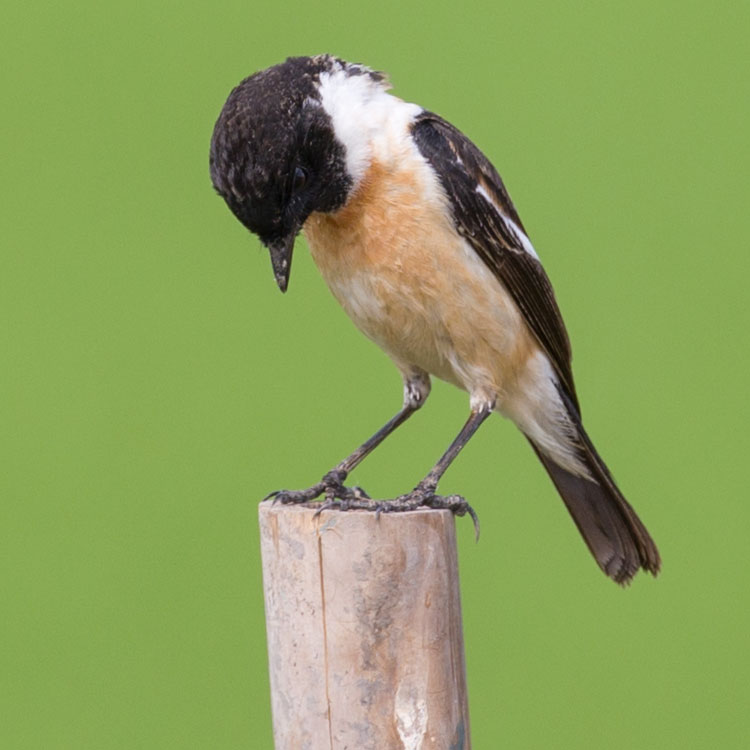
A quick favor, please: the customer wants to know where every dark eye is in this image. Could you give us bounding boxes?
[291,166,308,194]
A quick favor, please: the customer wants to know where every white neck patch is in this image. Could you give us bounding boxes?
[316,68,421,188]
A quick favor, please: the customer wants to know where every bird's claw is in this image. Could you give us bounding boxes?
[312,492,375,517]
[265,483,325,506]
[264,477,479,540]
[263,469,370,508]
[372,486,481,540]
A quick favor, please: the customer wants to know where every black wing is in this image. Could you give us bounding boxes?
[411,111,579,412]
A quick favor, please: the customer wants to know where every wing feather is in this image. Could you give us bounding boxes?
[411,112,579,412]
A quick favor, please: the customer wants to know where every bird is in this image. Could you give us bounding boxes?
[209,55,660,584]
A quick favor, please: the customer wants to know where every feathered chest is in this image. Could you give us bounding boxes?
[303,161,458,319]
[301,159,529,388]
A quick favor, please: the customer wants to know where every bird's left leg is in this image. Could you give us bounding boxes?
[376,402,493,535]
[265,371,431,506]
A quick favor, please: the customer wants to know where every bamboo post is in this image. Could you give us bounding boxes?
[258,503,471,750]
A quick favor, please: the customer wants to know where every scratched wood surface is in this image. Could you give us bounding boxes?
[259,503,471,750]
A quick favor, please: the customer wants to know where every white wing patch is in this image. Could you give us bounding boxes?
[475,184,540,260]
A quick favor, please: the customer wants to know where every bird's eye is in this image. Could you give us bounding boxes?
[292,166,308,194]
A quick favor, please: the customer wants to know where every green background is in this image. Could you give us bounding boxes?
[2,0,748,747]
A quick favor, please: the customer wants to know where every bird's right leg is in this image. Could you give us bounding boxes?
[265,370,430,506]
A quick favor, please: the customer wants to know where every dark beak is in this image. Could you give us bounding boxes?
[267,234,296,293]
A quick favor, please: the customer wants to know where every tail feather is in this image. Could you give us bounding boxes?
[529,393,661,584]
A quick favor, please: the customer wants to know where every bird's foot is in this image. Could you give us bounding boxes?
[263,469,371,507]
[374,482,480,539]
[265,476,480,539]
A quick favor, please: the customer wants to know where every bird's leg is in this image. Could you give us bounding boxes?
[376,404,493,535]
[265,372,430,507]
[266,406,416,506]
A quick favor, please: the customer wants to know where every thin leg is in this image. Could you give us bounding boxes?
[416,406,493,492]
[311,405,493,538]
[367,405,493,537]
[265,371,430,505]
[335,402,418,478]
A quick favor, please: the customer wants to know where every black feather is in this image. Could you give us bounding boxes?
[411,111,579,412]
[529,388,660,584]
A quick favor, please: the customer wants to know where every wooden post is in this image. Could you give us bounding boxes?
[258,503,471,750]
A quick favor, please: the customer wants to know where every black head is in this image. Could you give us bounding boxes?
[210,55,356,291]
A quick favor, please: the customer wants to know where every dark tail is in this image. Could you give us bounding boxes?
[529,393,661,585]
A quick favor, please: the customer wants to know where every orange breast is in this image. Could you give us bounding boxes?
[303,159,538,402]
